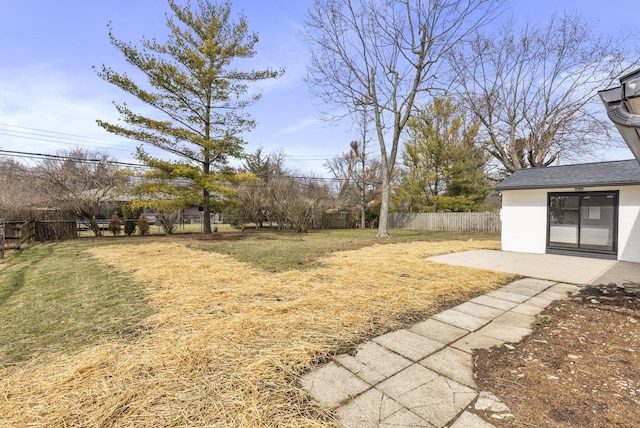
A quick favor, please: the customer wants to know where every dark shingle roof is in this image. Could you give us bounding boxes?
[495,159,640,191]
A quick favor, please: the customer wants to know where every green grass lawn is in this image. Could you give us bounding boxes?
[0,229,498,367]
[0,241,153,366]
[188,228,500,271]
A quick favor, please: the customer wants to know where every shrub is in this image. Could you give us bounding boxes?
[122,205,142,236]
[107,212,122,236]
[137,214,150,236]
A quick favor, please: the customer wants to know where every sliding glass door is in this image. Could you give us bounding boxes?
[548,191,617,255]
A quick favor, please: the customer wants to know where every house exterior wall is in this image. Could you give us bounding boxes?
[500,189,548,254]
[500,185,640,262]
[618,186,640,262]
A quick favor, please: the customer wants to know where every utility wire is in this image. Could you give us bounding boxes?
[0,149,360,183]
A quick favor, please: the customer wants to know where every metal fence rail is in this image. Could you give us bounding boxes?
[389,212,500,233]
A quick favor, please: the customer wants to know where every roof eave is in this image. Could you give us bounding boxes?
[497,181,640,191]
[599,70,640,163]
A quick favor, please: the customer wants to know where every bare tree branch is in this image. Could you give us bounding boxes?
[305,0,503,236]
[449,12,640,173]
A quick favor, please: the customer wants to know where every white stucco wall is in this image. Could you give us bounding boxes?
[618,186,640,262]
[500,186,640,262]
[500,189,548,254]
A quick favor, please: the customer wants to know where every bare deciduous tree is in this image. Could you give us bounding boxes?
[305,0,503,236]
[0,159,39,220]
[38,149,125,237]
[325,140,381,228]
[271,176,331,233]
[233,148,288,228]
[449,12,640,173]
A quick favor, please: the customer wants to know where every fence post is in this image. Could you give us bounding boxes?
[0,219,4,259]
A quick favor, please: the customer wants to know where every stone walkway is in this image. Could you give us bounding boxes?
[300,278,580,427]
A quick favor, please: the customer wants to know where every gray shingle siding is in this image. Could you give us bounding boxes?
[495,159,640,191]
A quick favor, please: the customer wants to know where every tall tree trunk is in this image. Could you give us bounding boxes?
[89,218,103,237]
[202,189,212,234]
[377,165,391,238]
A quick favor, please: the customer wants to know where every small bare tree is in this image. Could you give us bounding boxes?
[38,149,126,236]
[271,176,331,233]
[234,148,288,228]
[449,12,640,173]
[325,140,381,228]
[305,0,503,236]
[0,159,40,220]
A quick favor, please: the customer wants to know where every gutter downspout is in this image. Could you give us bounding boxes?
[599,69,640,164]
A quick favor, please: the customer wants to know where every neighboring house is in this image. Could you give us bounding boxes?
[497,69,640,262]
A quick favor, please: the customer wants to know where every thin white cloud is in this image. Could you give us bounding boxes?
[278,116,321,135]
[0,63,155,164]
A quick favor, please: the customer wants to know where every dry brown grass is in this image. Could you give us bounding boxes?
[0,239,513,427]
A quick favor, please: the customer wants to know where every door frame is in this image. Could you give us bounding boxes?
[546,190,619,258]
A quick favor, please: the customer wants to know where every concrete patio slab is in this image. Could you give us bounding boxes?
[299,361,370,407]
[431,309,490,331]
[469,294,519,311]
[427,250,617,284]
[419,346,476,388]
[452,301,506,320]
[409,318,469,344]
[487,289,530,303]
[511,302,546,317]
[450,411,497,428]
[373,329,444,362]
[476,322,532,343]
[491,311,535,329]
[451,332,504,353]
[376,364,477,427]
[591,260,640,285]
[335,342,412,385]
[336,388,429,428]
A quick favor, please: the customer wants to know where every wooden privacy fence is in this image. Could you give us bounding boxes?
[0,220,4,259]
[389,212,500,233]
[1,221,36,252]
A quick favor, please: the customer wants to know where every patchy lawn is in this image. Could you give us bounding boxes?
[0,232,513,426]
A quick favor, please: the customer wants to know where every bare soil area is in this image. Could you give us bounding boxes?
[474,284,640,427]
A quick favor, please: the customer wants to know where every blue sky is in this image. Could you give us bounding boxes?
[0,0,636,176]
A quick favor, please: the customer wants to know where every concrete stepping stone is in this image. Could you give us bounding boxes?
[409,318,468,344]
[420,346,476,388]
[432,309,489,331]
[299,361,369,407]
[336,388,430,427]
[373,329,444,362]
[376,364,477,427]
[335,342,412,385]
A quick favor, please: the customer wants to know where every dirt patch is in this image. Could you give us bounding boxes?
[473,285,640,428]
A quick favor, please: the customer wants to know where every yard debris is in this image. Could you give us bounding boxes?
[474,283,640,427]
[0,239,510,427]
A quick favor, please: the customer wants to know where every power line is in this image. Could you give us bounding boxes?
[0,149,148,168]
[0,149,351,182]
[0,122,381,162]
[0,122,136,145]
